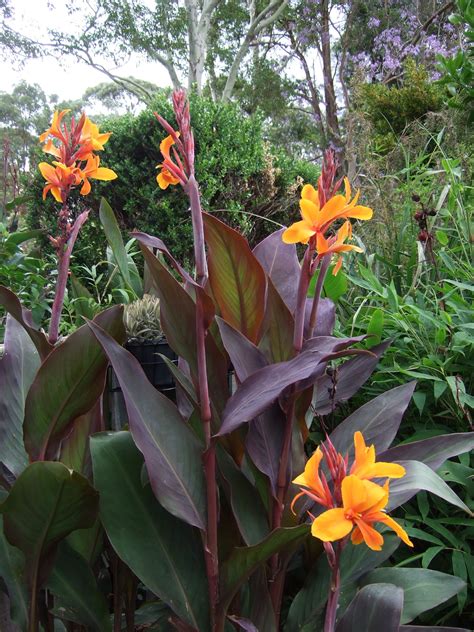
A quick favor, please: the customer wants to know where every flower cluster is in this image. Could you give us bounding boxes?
[282,150,372,275]
[38,109,117,204]
[155,89,195,190]
[292,431,413,551]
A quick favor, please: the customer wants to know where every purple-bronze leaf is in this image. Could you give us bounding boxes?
[313,340,390,415]
[327,382,417,457]
[217,337,364,436]
[246,404,286,496]
[336,584,403,632]
[259,278,294,363]
[0,316,39,477]
[87,320,207,529]
[303,297,335,338]
[253,228,300,312]
[216,317,267,381]
[133,231,196,288]
[400,627,470,631]
[24,306,125,461]
[379,433,474,471]
[227,615,259,632]
[387,460,472,514]
[204,213,266,344]
[0,286,52,360]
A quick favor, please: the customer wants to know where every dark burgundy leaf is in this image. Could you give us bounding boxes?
[227,615,259,631]
[327,382,417,457]
[218,337,363,436]
[336,584,403,632]
[303,297,335,338]
[216,317,267,381]
[87,320,207,530]
[379,433,474,471]
[246,405,286,496]
[313,340,390,415]
[253,228,300,312]
[259,278,294,363]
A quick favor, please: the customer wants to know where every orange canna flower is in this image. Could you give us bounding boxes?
[38,162,78,202]
[282,178,373,245]
[291,448,333,512]
[77,154,118,195]
[316,221,363,276]
[350,431,406,480]
[39,109,70,145]
[310,475,413,551]
[156,133,181,189]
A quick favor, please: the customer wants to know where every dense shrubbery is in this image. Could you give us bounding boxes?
[26,92,317,267]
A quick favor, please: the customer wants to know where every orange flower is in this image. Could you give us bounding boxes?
[291,448,333,511]
[156,133,181,189]
[350,431,406,480]
[316,221,363,275]
[311,475,413,551]
[38,162,78,202]
[39,109,70,145]
[77,155,118,195]
[75,116,112,161]
[282,178,373,245]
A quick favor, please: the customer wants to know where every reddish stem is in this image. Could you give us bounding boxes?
[48,209,89,345]
[324,540,346,632]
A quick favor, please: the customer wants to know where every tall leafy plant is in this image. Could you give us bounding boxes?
[0,92,472,632]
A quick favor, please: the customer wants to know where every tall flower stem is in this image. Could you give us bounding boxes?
[308,255,331,337]
[187,175,220,630]
[48,209,89,345]
[324,540,345,632]
[270,242,315,622]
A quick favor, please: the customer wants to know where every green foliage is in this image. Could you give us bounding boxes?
[437,0,474,122]
[354,60,444,145]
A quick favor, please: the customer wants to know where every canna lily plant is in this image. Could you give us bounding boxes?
[0,91,472,632]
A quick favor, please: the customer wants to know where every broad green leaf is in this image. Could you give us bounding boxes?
[322,265,348,301]
[0,515,28,629]
[360,568,466,624]
[99,198,142,296]
[220,524,309,610]
[388,460,473,513]
[336,583,403,632]
[90,431,209,630]
[204,213,266,344]
[23,306,125,460]
[0,316,39,477]
[87,321,207,529]
[47,542,110,631]
[366,309,384,348]
[0,462,98,600]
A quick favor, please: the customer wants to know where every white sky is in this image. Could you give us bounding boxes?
[1,0,172,100]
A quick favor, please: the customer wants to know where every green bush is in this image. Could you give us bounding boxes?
[26,93,316,268]
[354,60,444,143]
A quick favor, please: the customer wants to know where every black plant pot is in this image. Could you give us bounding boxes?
[107,338,178,430]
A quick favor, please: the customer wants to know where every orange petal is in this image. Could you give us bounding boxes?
[376,513,413,547]
[80,177,91,196]
[344,177,351,203]
[38,162,58,182]
[317,194,347,227]
[316,231,329,254]
[342,476,387,514]
[346,205,373,220]
[301,183,319,205]
[311,508,353,542]
[160,134,177,159]
[50,186,63,203]
[354,518,384,551]
[365,462,406,479]
[90,167,118,181]
[351,525,364,545]
[299,198,319,225]
[157,172,170,189]
[332,256,343,276]
[292,447,324,488]
[282,220,315,244]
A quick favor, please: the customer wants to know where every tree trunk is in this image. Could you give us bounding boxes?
[320,0,341,146]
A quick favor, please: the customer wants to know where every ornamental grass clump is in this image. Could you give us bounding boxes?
[0,90,472,632]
